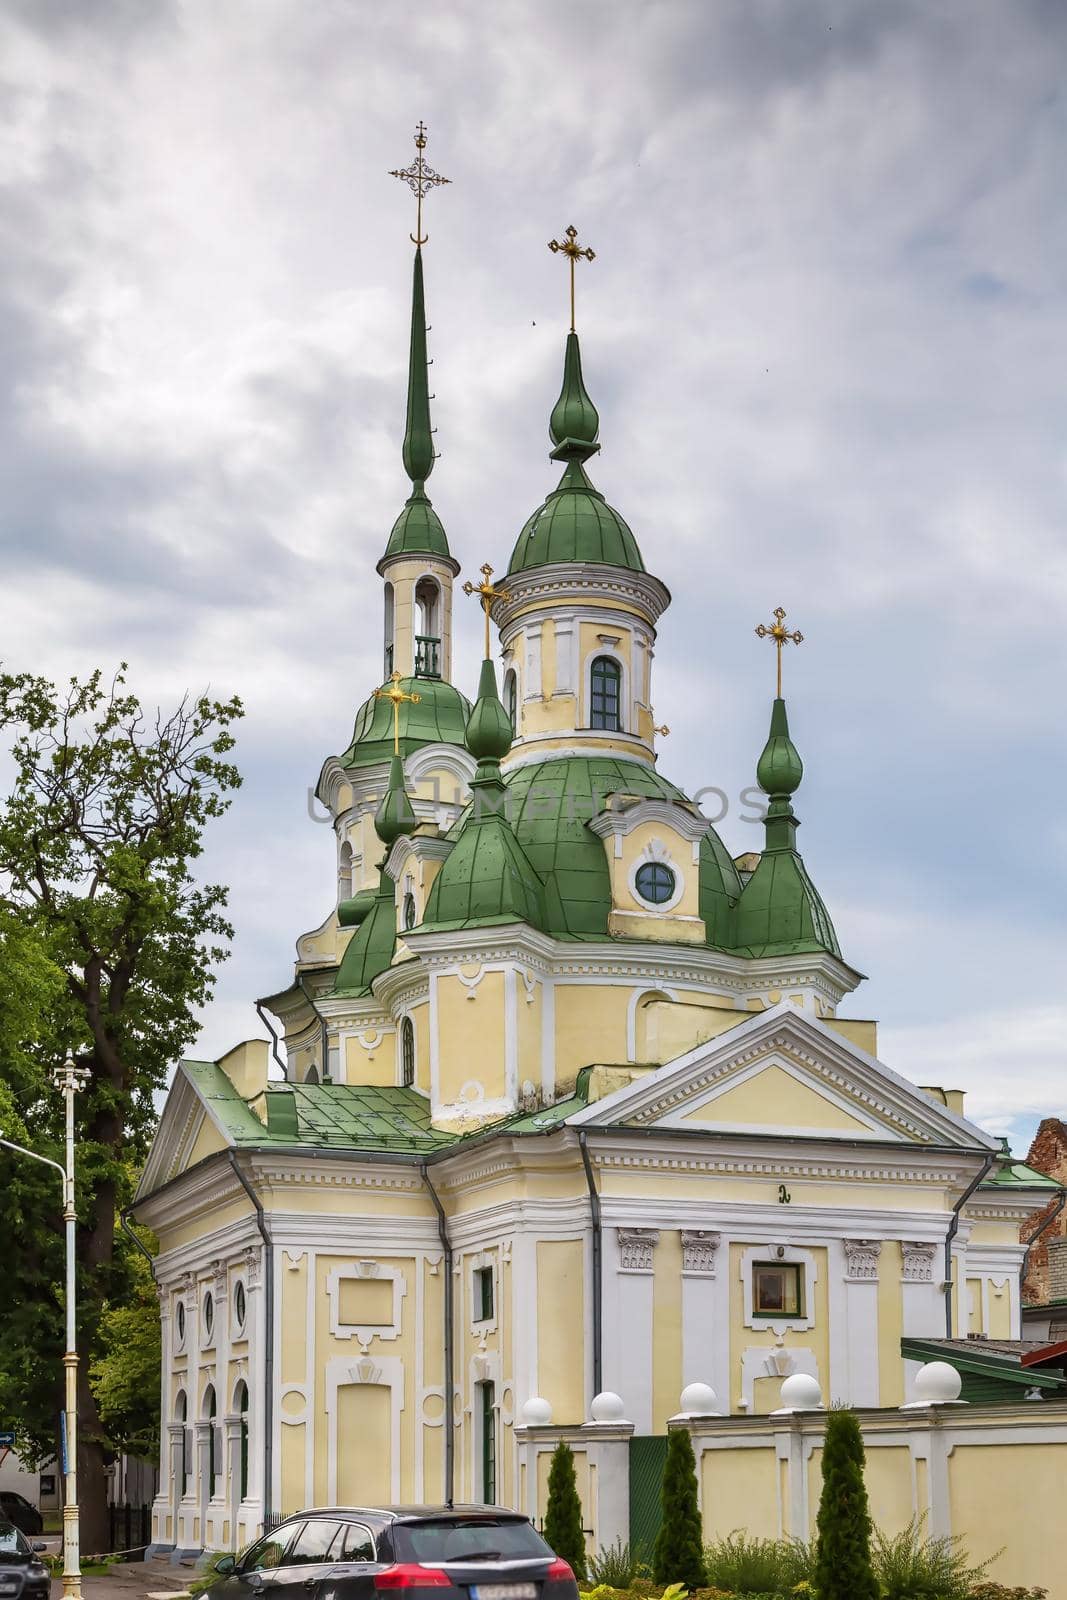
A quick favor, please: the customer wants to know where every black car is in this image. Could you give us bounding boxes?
[207,1506,580,1600]
[0,1519,50,1600]
[0,1500,41,1540]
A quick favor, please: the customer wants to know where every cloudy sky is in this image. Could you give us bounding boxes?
[2,0,1064,1152]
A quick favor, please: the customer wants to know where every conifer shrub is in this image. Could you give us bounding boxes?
[544,1440,588,1579]
[653,1428,706,1588]
[813,1408,877,1600]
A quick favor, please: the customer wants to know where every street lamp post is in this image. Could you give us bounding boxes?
[0,1057,89,1600]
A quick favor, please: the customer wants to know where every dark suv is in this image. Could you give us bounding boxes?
[0,1500,41,1540]
[206,1507,579,1600]
[0,1519,50,1600]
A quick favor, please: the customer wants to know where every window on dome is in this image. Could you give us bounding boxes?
[635,861,675,906]
[403,891,417,931]
[590,656,621,731]
[415,578,441,678]
[503,669,517,731]
[401,1017,415,1087]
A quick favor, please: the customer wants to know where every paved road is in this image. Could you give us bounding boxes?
[49,1563,193,1600]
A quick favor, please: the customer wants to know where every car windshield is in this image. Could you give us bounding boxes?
[0,1526,29,1560]
[395,1521,551,1563]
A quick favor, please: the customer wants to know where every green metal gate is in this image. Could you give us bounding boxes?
[628,1435,667,1561]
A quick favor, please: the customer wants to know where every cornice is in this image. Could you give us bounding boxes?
[501,735,657,774]
[385,834,454,883]
[491,564,671,629]
[588,797,710,844]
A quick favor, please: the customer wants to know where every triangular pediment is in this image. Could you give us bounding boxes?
[136,1063,237,1200]
[570,1001,998,1150]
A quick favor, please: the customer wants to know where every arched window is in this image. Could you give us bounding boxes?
[590,656,622,731]
[503,669,517,732]
[235,1381,249,1501]
[383,583,395,678]
[204,1384,217,1497]
[337,841,353,905]
[415,578,441,677]
[403,891,417,931]
[175,1389,189,1496]
[401,1017,415,1088]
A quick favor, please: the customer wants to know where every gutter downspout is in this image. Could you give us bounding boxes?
[228,1151,274,1523]
[1020,1188,1067,1310]
[121,1207,157,1278]
[296,973,330,1082]
[255,1000,289,1081]
[945,1151,998,1337]
[578,1131,603,1399]
[421,1162,454,1508]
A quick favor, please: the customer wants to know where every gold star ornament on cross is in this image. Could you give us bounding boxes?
[462,563,511,659]
[374,672,421,754]
[389,120,451,246]
[548,224,595,333]
[755,607,804,698]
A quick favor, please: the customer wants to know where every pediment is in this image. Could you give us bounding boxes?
[136,1064,235,1200]
[570,1001,998,1150]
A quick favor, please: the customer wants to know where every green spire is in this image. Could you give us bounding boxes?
[549,332,600,463]
[374,753,417,847]
[378,246,455,570]
[733,696,841,959]
[422,662,545,932]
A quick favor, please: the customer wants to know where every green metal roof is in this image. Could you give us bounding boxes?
[380,493,452,566]
[901,1337,1067,1402]
[340,676,471,769]
[333,873,400,996]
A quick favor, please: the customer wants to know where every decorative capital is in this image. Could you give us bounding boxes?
[617,1226,659,1273]
[680,1229,721,1276]
[210,1257,227,1299]
[901,1240,939,1283]
[244,1246,262,1288]
[842,1238,882,1281]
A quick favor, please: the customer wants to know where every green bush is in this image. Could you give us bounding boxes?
[544,1440,588,1579]
[653,1429,706,1589]
[871,1519,995,1600]
[967,1586,1048,1600]
[813,1408,878,1600]
[588,1540,650,1588]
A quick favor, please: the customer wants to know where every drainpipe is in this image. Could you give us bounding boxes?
[228,1151,274,1522]
[944,1152,998,1337]
[578,1132,603,1399]
[1020,1188,1067,1311]
[121,1207,157,1278]
[255,1000,289,1081]
[421,1163,454,1508]
[296,973,330,1082]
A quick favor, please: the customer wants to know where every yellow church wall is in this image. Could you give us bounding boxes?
[262,1185,431,1219]
[521,696,575,736]
[864,1445,915,1535]
[280,1254,308,1385]
[877,1242,906,1406]
[611,824,701,919]
[279,1423,305,1517]
[537,1240,585,1423]
[651,1228,683,1431]
[679,1064,878,1135]
[344,1027,397,1088]
[948,1443,1063,1591]
[701,1445,779,1542]
[186,1115,229,1168]
[968,1217,1024,1245]
[515,970,543,1089]
[157,1196,254,1255]
[554,985,627,1089]
[822,1017,878,1055]
[637,1000,751,1063]
[436,971,507,1107]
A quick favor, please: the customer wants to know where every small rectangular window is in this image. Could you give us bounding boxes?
[474,1265,494,1322]
[341,1523,376,1562]
[753,1261,803,1317]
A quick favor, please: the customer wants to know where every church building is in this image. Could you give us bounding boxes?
[135,131,1056,1559]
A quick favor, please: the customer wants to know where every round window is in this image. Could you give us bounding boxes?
[635,861,676,905]
[234,1280,246,1332]
[403,892,417,931]
[203,1291,214,1340]
[176,1301,186,1344]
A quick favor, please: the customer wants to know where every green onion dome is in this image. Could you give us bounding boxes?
[340,676,471,770]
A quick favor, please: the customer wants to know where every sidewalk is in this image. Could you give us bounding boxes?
[49,1562,194,1600]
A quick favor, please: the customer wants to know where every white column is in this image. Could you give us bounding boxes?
[680,1231,726,1404]
[603,1228,658,1433]
[841,1239,882,1406]
[223,1416,243,1550]
[553,620,575,695]
[900,1241,942,1401]
[153,1292,172,1546]
[244,1246,267,1530]
[524,624,543,700]
[195,1421,213,1548]
[581,1420,634,1547]
[167,1425,185,1550]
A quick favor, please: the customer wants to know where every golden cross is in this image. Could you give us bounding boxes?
[755,606,804,698]
[390,121,451,246]
[374,671,421,754]
[548,224,596,333]
[462,563,512,659]
[654,723,670,738]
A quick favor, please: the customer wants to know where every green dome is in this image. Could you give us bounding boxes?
[378,491,454,571]
[466,659,513,763]
[341,676,471,770]
[375,753,417,845]
[338,888,376,928]
[756,698,803,796]
[508,459,646,576]
[333,873,398,996]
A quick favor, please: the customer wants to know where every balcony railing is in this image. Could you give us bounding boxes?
[415,635,441,678]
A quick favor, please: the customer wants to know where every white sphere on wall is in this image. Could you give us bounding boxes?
[589,1391,627,1423]
[678,1382,719,1416]
[913,1361,963,1404]
[520,1396,553,1426]
[777,1372,823,1411]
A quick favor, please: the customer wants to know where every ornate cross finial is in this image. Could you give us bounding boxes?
[462,563,512,659]
[374,671,421,754]
[390,121,451,246]
[548,224,596,333]
[755,606,804,698]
